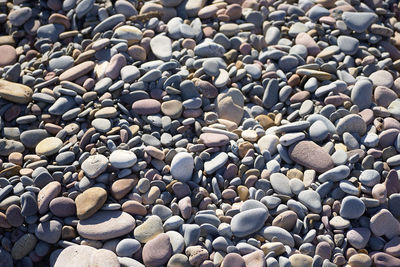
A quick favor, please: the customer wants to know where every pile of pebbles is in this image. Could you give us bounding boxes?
[1,0,400,266]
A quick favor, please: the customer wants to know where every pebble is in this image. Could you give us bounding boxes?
[231,208,268,237]
[77,211,135,240]
[109,150,137,168]
[81,154,109,178]
[170,152,194,182]
[150,35,172,61]
[75,187,107,220]
[134,215,164,243]
[339,196,366,219]
[142,233,172,267]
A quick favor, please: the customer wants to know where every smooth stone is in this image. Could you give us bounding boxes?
[370,209,400,239]
[167,254,190,267]
[298,190,322,213]
[109,150,137,168]
[75,187,107,220]
[336,114,367,135]
[8,7,32,26]
[0,79,33,104]
[348,253,372,267]
[0,139,24,156]
[35,137,63,156]
[90,249,120,267]
[132,99,161,115]
[37,181,61,214]
[289,140,334,173]
[134,215,164,243]
[318,165,350,183]
[77,211,135,240]
[351,79,373,110]
[116,238,141,257]
[231,208,268,238]
[161,100,183,119]
[114,25,142,45]
[289,254,313,267]
[49,197,76,217]
[204,152,228,174]
[270,173,293,196]
[75,0,95,18]
[337,35,359,55]
[221,253,246,267]
[81,154,109,178]
[258,134,279,154]
[372,252,400,266]
[20,129,49,148]
[374,86,397,108]
[11,233,37,260]
[59,61,95,81]
[53,245,96,267]
[0,248,12,267]
[150,35,172,61]
[359,170,380,187]
[0,45,17,67]
[35,220,62,244]
[370,70,394,88]
[263,226,295,247]
[339,196,365,219]
[142,233,172,267]
[342,12,378,32]
[309,120,329,141]
[92,118,112,133]
[346,227,371,249]
[170,152,194,182]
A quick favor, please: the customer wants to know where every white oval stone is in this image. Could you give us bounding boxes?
[170,152,194,182]
[109,150,137,169]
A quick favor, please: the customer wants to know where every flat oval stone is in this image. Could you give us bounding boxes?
[289,140,334,173]
[77,211,135,240]
[0,46,17,67]
[11,233,37,260]
[35,137,63,156]
[132,99,161,115]
[59,61,95,81]
[170,152,194,182]
[75,187,107,220]
[263,226,295,247]
[231,208,268,238]
[49,197,76,217]
[37,181,61,214]
[81,154,109,178]
[150,35,172,61]
[109,150,137,168]
[54,245,96,267]
[199,133,229,147]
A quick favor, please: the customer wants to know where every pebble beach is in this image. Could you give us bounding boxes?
[1,0,400,266]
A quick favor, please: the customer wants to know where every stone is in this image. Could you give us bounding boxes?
[289,254,313,267]
[351,79,373,110]
[231,208,268,237]
[298,190,322,213]
[81,154,109,178]
[263,226,295,247]
[370,70,394,88]
[0,79,33,104]
[370,209,400,239]
[77,211,135,240]
[170,152,194,182]
[75,187,107,220]
[337,35,359,55]
[142,233,172,267]
[116,238,141,257]
[336,114,367,136]
[37,181,61,214]
[109,150,137,168]
[132,99,161,115]
[49,197,76,217]
[59,61,95,81]
[0,46,17,67]
[11,233,37,260]
[90,249,120,267]
[111,179,136,200]
[340,196,365,219]
[289,140,334,173]
[35,220,62,244]
[53,245,96,267]
[134,215,164,243]
[114,25,143,45]
[270,173,292,196]
[221,253,246,267]
[342,12,378,32]
[348,254,372,267]
[150,35,172,61]
[346,227,371,249]
[35,137,63,156]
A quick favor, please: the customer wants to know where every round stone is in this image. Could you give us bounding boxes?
[170,152,194,182]
[75,187,107,220]
[109,150,137,169]
[0,45,17,67]
[81,154,109,178]
[134,215,164,243]
[49,197,76,217]
[340,196,366,219]
[35,137,63,156]
[142,233,172,267]
[116,238,141,257]
[35,220,62,244]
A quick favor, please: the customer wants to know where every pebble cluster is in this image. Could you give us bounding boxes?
[1,0,400,266]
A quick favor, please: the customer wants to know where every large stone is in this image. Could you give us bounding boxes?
[0,79,33,104]
[289,140,334,173]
